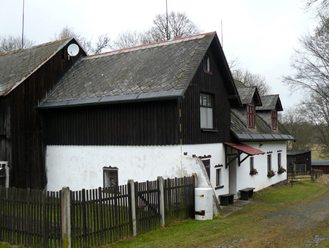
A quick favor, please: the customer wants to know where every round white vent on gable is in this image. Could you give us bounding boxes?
[67,44,79,57]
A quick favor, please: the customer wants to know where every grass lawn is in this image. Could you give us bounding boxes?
[1,179,329,248]
[105,179,329,248]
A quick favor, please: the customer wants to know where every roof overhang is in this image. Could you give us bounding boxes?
[225,142,265,168]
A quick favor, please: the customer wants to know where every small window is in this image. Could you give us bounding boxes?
[250,157,254,172]
[103,166,118,188]
[216,168,221,186]
[200,94,213,129]
[278,153,281,170]
[202,159,210,179]
[203,55,210,72]
[267,154,272,173]
[247,105,256,129]
[271,110,278,130]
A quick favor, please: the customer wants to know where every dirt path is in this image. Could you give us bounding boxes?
[219,177,329,247]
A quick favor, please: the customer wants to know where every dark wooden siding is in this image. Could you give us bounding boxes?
[181,45,232,144]
[44,100,179,146]
[5,41,85,189]
[0,97,11,166]
[312,165,329,174]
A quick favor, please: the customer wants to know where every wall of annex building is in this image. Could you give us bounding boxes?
[45,143,228,192]
[236,141,288,193]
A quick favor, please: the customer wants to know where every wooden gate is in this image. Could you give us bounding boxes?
[135,180,160,235]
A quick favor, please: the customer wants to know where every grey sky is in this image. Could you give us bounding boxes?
[0,0,314,109]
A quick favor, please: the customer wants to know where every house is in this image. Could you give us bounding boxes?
[312,160,329,174]
[229,81,294,193]
[0,38,86,189]
[0,32,294,212]
[287,150,312,173]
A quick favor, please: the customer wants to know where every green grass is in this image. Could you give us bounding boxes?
[105,179,329,248]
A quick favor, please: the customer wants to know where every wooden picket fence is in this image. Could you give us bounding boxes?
[0,175,196,248]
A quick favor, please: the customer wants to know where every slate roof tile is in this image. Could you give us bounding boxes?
[0,38,72,96]
[42,33,215,106]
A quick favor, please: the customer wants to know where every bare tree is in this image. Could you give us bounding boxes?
[114,11,202,49]
[304,0,329,11]
[231,68,271,95]
[54,26,112,55]
[0,35,35,53]
[281,107,315,151]
[112,30,141,50]
[283,14,329,156]
[145,11,202,42]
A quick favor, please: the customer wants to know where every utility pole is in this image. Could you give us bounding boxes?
[166,0,169,40]
[22,0,25,49]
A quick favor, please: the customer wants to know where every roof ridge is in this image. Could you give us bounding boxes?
[85,32,215,60]
[0,37,72,57]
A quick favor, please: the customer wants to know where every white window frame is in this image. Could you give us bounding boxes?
[103,166,118,188]
[200,94,213,129]
[216,168,221,187]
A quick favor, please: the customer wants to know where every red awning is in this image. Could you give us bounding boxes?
[224,142,265,155]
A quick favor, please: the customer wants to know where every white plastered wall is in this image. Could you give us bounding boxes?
[46,143,228,194]
[235,141,288,193]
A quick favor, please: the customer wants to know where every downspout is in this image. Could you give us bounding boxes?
[178,97,183,177]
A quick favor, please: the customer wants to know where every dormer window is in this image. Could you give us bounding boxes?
[200,94,213,129]
[271,110,278,130]
[247,105,255,129]
[203,55,210,72]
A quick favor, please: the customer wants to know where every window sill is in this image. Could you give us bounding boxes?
[201,129,218,132]
[215,185,224,190]
[204,71,213,75]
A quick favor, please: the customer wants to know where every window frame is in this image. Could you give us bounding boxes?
[247,105,256,129]
[200,94,214,129]
[203,55,210,72]
[271,110,278,130]
[250,156,254,172]
[267,154,272,173]
[103,166,119,188]
[278,153,281,170]
[216,168,221,187]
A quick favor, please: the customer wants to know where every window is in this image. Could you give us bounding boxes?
[247,105,256,129]
[103,166,118,188]
[203,55,210,72]
[267,154,272,173]
[200,94,213,129]
[216,169,221,187]
[271,110,278,130]
[250,156,254,172]
[278,153,281,170]
[202,159,210,179]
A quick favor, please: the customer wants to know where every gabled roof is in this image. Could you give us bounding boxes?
[256,95,283,111]
[40,32,241,108]
[234,80,261,106]
[0,38,73,96]
[237,87,262,106]
[230,109,295,141]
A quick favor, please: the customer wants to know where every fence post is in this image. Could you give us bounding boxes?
[61,187,71,248]
[157,176,165,227]
[128,180,137,237]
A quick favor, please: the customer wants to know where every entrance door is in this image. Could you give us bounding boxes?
[229,158,237,196]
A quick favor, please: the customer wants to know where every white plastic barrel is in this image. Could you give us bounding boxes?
[195,187,213,220]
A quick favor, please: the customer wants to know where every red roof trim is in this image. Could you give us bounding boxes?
[224,142,265,156]
[86,31,216,59]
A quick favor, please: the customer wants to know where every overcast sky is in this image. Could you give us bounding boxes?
[0,0,315,110]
